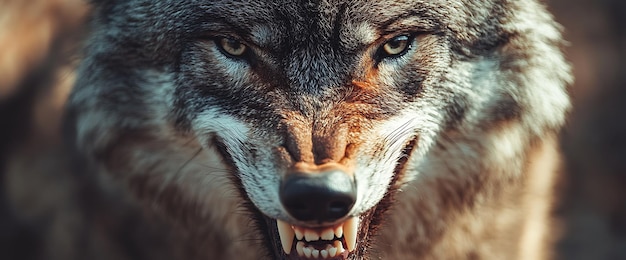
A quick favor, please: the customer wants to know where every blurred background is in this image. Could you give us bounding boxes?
[0,0,624,259]
[548,0,626,259]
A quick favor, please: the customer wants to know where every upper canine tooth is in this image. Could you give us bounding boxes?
[321,228,334,240]
[344,217,359,252]
[304,229,319,241]
[276,220,295,254]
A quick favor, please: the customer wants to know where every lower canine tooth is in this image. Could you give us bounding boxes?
[276,220,294,254]
[344,217,358,251]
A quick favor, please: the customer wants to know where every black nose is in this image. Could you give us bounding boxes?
[280,169,356,223]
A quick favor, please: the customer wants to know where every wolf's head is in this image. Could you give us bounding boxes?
[68,0,570,259]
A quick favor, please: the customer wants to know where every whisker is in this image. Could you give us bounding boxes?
[174,147,203,178]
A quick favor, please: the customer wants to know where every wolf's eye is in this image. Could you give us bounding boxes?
[216,38,248,57]
[379,35,412,59]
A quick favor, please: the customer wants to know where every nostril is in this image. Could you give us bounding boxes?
[280,169,356,223]
[328,200,352,219]
[284,202,312,220]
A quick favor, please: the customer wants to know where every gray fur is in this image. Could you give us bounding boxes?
[67,0,571,259]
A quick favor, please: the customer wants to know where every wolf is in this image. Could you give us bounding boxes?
[65,0,571,259]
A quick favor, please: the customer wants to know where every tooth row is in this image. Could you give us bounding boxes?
[300,225,343,242]
[295,241,345,259]
[276,217,358,255]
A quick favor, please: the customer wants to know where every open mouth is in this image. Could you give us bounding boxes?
[276,217,358,259]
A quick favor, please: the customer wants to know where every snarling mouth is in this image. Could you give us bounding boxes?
[276,217,358,259]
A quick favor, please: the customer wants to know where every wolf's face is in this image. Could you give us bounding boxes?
[69,0,570,259]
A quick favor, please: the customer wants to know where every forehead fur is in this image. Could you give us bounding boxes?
[89,0,509,60]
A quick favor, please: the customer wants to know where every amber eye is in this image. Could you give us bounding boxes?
[381,35,412,57]
[217,37,248,57]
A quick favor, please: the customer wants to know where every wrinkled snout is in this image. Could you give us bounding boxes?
[280,165,356,224]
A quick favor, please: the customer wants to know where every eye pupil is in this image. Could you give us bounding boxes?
[219,38,247,56]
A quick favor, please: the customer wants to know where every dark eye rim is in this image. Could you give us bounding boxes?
[374,34,416,62]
